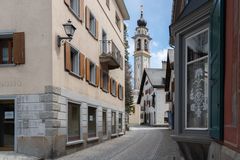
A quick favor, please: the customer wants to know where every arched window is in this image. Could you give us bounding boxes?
[144,39,148,51]
[137,39,141,51]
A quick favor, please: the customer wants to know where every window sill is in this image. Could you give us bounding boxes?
[67,139,84,146]
[68,7,83,23]
[87,137,99,142]
[69,71,83,79]
[119,132,124,136]
[111,133,118,137]
[88,30,98,41]
[0,64,16,67]
[111,93,117,97]
[102,88,109,93]
[88,81,97,87]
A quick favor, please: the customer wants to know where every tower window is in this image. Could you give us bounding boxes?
[144,39,148,51]
[137,39,141,51]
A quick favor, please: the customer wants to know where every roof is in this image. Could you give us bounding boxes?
[137,68,165,104]
[115,0,130,20]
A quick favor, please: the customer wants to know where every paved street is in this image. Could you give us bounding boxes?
[58,127,183,160]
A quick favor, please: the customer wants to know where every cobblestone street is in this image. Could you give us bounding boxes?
[58,127,183,160]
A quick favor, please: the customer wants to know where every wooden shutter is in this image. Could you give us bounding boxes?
[79,53,85,78]
[116,82,119,97]
[100,69,103,89]
[64,0,70,7]
[209,0,224,140]
[95,65,100,87]
[85,58,90,81]
[13,32,25,64]
[85,6,90,30]
[95,19,99,39]
[80,0,84,21]
[64,42,71,71]
[108,76,111,93]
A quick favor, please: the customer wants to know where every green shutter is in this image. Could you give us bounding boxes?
[209,0,224,140]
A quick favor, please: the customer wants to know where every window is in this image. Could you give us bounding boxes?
[102,110,107,136]
[137,39,141,51]
[110,79,117,96]
[88,107,97,138]
[118,84,123,100]
[0,33,25,65]
[144,39,148,51]
[65,43,85,78]
[0,38,13,64]
[70,47,79,75]
[118,113,122,132]
[101,71,109,92]
[70,0,79,16]
[185,29,209,129]
[184,0,189,6]
[68,102,80,142]
[90,13,96,37]
[111,112,116,134]
[115,12,121,31]
[102,30,107,54]
[90,62,96,84]
[106,0,110,9]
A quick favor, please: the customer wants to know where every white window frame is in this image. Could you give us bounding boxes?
[70,46,80,76]
[89,13,96,37]
[70,0,80,16]
[184,28,209,130]
[90,62,96,84]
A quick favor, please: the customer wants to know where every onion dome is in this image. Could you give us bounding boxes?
[137,5,147,27]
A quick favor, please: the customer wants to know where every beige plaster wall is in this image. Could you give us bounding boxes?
[51,0,125,111]
[0,0,53,95]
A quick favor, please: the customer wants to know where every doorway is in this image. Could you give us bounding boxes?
[0,100,14,151]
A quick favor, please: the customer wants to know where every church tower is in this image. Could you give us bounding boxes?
[133,5,152,90]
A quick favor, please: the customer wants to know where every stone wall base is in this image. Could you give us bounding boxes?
[208,142,240,160]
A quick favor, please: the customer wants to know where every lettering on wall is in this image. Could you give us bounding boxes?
[0,80,23,88]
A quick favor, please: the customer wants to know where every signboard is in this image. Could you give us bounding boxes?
[89,115,93,121]
[4,111,14,119]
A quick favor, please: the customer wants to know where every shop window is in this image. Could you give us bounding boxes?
[88,107,97,138]
[118,113,122,132]
[185,29,209,129]
[68,102,80,142]
[102,110,107,136]
[111,112,116,134]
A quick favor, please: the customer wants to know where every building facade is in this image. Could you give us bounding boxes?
[137,67,169,126]
[170,0,240,159]
[129,6,152,126]
[0,0,129,158]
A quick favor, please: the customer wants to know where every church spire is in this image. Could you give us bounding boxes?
[137,5,147,27]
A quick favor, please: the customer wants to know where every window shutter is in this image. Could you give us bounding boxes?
[95,65,100,87]
[85,6,90,30]
[13,32,25,64]
[85,58,90,81]
[109,78,112,94]
[116,82,119,97]
[108,76,111,93]
[64,43,71,71]
[209,0,224,140]
[79,53,85,78]
[100,69,103,89]
[80,0,84,21]
[64,0,70,7]
[95,19,99,39]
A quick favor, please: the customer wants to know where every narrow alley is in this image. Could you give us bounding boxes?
[57,127,183,160]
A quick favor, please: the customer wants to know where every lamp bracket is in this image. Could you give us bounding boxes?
[57,35,73,47]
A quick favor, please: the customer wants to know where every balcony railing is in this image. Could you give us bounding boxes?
[99,40,123,70]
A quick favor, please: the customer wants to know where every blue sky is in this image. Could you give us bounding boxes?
[124,0,173,68]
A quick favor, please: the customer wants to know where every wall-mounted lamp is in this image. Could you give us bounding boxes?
[57,19,76,47]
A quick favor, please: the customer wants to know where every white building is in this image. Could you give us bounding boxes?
[137,66,169,126]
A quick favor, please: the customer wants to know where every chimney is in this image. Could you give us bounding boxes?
[162,61,167,69]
